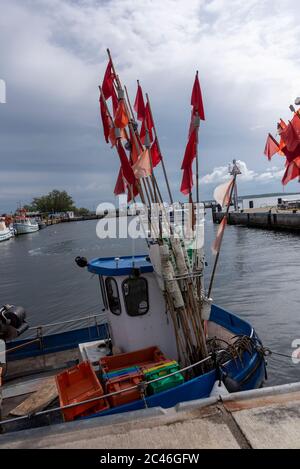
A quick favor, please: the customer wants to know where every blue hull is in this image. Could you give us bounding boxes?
[6,304,266,420]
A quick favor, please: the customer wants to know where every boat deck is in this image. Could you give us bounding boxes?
[1,382,300,448]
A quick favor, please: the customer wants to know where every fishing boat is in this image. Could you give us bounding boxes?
[0,218,12,242]
[0,52,267,435]
[1,258,266,432]
[13,216,39,235]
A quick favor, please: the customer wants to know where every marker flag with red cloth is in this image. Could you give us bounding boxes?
[114,167,126,195]
[181,128,197,169]
[99,94,110,143]
[213,178,234,207]
[180,166,193,195]
[112,87,118,117]
[114,100,129,129]
[151,138,162,167]
[102,60,114,100]
[140,103,154,144]
[264,133,280,160]
[129,127,140,164]
[132,149,152,178]
[127,180,139,202]
[282,156,300,185]
[134,84,145,121]
[116,140,135,185]
[280,115,300,152]
[281,142,300,163]
[211,216,227,255]
[191,72,205,120]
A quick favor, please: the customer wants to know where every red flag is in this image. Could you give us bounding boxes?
[264,133,279,160]
[116,140,135,185]
[180,166,193,195]
[281,142,300,163]
[280,115,300,152]
[132,149,152,178]
[102,60,114,100]
[129,127,140,163]
[282,156,300,185]
[181,128,197,169]
[108,127,117,147]
[127,180,139,202]
[191,72,205,120]
[99,95,110,143]
[114,100,129,129]
[112,87,118,117]
[151,139,162,167]
[114,167,126,195]
[211,216,227,255]
[140,103,154,144]
[134,84,145,121]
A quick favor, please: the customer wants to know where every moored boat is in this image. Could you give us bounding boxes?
[13,216,39,235]
[0,218,12,242]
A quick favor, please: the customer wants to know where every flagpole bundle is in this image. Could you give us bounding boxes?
[99,51,209,366]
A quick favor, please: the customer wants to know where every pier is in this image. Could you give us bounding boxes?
[1,382,300,448]
[213,209,300,232]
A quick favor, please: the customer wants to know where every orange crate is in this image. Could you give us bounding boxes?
[56,361,108,421]
[100,346,166,373]
[106,372,143,407]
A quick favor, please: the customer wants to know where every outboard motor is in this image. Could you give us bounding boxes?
[0,304,29,341]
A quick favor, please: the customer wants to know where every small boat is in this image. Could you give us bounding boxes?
[0,218,12,242]
[13,216,39,235]
[38,221,47,230]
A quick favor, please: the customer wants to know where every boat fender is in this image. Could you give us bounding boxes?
[75,256,88,268]
[222,373,241,393]
[209,380,229,397]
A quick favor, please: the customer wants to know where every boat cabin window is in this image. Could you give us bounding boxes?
[99,275,108,309]
[105,277,121,315]
[122,277,149,316]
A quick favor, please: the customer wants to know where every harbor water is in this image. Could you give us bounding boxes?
[1,215,299,386]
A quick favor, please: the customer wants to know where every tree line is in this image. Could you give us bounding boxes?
[23,190,91,216]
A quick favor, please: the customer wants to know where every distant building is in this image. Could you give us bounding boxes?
[238,192,300,210]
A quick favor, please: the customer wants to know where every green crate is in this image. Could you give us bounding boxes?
[147,373,184,395]
[143,363,180,381]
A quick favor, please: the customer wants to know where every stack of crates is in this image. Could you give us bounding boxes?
[99,346,184,406]
[142,361,184,395]
[56,361,109,421]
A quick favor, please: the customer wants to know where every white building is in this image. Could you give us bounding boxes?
[239,192,300,210]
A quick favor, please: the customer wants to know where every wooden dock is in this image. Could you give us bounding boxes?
[1,382,300,448]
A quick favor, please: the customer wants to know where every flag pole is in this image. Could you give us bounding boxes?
[98,85,147,206]
[146,93,174,204]
[207,175,236,297]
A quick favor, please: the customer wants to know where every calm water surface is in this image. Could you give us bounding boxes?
[1,216,299,386]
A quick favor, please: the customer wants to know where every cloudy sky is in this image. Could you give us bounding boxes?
[1,0,300,213]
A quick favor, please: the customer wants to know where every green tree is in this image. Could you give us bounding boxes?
[31,190,75,213]
[74,207,91,216]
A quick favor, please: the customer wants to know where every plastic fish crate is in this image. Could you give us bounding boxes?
[106,371,143,407]
[104,366,140,380]
[100,346,166,373]
[56,360,109,421]
[143,362,184,395]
